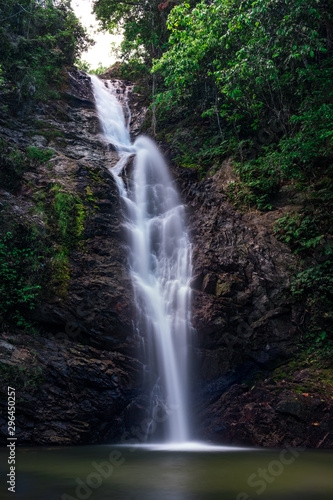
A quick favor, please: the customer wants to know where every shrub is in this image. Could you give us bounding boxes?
[0,232,41,327]
[26,146,54,165]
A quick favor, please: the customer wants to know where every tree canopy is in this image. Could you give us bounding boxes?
[0,0,92,99]
[93,0,331,347]
[92,0,175,62]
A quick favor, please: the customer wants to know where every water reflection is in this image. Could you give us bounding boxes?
[0,446,333,500]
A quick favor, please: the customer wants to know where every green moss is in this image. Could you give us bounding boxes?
[294,386,308,394]
[0,363,43,392]
[273,370,288,382]
[216,280,231,297]
[0,230,42,328]
[50,252,70,298]
[26,146,54,165]
[31,120,66,141]
[30,182,88,298]
[50,184,86,251]
[85,167,104,185]
[270,352,333,396]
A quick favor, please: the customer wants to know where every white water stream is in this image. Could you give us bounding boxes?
[91,75,193,444]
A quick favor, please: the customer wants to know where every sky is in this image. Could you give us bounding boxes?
[71,0,122,69]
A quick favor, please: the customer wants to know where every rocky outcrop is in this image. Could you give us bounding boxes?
[0,69,331,448]
[167,156,333,448]
[28,71,135,350]
[0,69,146,446]
[0,335,143,445]
[172,165,297,372]
[201,372,333,449]
[1,69,136,350]
[168,159,316,444]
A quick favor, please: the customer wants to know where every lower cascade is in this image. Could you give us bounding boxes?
[91,75,193,444]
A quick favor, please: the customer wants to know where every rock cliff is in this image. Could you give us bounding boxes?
[170,160,333,448]
[0,70,145,445]
[0,69,331,448]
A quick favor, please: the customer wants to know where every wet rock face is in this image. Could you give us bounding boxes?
[174,165,298,371]
[170,161,302,438]
[0,69,145,446]
[10,69,137,352]
[0,335,143,446]
[200,379,333,449]
[0,71,325,448]
[33,163,135,352]
[169,161,333,449]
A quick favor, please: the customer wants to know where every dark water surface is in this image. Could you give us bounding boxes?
[1,445,333,500]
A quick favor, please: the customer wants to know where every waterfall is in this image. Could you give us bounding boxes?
[91,75,193,444]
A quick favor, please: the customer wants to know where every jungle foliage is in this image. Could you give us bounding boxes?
[93,0,333,348]
[152,0,333,180]
[92,0,173,63]
[0,0,92,100]
[0,1,92,328]
[0,138,87,328]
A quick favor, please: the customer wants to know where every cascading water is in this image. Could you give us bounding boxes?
[91,75,193,444]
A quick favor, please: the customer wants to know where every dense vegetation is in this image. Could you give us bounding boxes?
[0,0,92,100]
[0,0,331,350]
[0,139,88,330]
[94,0,332,350]
[0,0,330,447]
[93,0,172,62]
[0,1,91,330]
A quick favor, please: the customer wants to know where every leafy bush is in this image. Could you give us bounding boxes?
[134,0,332,218]
[274,206,333,347]
[0,232,41,327]
[75,59,92,73]
[0,140,56,191]
[90,63,109,76]
[227,153,282,210]
[291,260,333,346]
[291,261,333,301]
[0,0,93,101]
[0,363,43,391]
[26,146,54,165]
[50,184,85,251]
[274,213,326,254]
